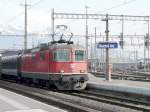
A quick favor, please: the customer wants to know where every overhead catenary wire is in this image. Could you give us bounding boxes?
[97,0,137,13]
[5,0,45,25]
[54,0,138,35]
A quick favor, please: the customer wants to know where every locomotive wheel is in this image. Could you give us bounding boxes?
[54,80,74,90]
[16,76,22,84]
[73,82,87,90]
[23,78,33,85]
[46,81,56,89]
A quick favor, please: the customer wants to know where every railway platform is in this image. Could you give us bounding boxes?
[0,87,66,112]
[88,73,150,96]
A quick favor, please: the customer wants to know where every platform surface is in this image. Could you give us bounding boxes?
[88,73,150,96]
[88,73,150,88]
[0,88,66,112]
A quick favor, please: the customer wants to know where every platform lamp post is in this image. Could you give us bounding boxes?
[94,27,97,72]
[85,6,89,62]
[102,14,111,81]
[21,0,31,50]
[147,16,150,72]
[51,8,55,41]
[23,0,28,50]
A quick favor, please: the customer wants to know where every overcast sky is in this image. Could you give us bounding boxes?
[0,0,150,50]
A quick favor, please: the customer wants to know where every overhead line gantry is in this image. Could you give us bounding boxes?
[51,8,150,80]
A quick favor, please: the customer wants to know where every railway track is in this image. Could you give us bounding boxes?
[0,80,149,112]
[0,80,99,112]
[68,90,150,111]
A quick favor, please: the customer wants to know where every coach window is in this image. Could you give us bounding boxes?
[75,50,85,61]
[40,52,45,60]
[54,49,70,61]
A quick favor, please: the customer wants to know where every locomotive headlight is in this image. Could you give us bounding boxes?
[60,70,64,73]
[80,70,85,73]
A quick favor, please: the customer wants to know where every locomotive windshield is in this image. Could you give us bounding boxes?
[75,50,85,61]
[54,49,70,61]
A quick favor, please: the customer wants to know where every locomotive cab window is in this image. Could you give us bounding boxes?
[75,50,85,61]
[32,53,36,60]
[40,52,45,60]
[53,49,70,61]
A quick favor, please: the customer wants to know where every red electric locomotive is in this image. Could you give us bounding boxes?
[21,41,88,90]
[0,27,88,90]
